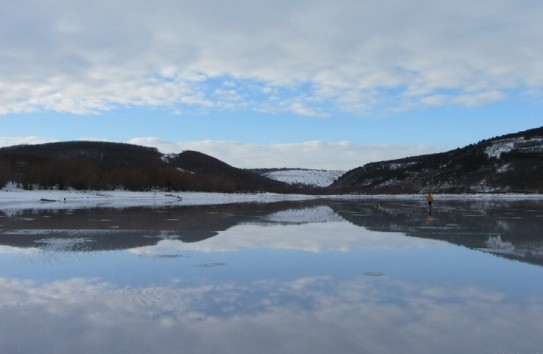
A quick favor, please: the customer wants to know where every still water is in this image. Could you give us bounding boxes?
[1,199,542,354]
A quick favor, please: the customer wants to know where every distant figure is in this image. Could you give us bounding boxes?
[426,193,434,214]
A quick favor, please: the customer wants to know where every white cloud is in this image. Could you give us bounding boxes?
[0,0,542,115]
[289,102,322,117]
[0,136,55,146]
[0,136,447,170]
[128,137,447,170]
[421,90,505,107]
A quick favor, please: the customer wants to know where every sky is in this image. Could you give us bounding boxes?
[0,0,542,170]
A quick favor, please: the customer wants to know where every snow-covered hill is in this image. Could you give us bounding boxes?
[260,169,345,188]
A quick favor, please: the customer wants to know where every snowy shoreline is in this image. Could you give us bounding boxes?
[1,188,542,212]
[0,189,322,211]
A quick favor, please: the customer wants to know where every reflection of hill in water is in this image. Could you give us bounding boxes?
[330,200,543,267]
[262,205,343,224]
[0,202,331,252]
[1,199,543,267]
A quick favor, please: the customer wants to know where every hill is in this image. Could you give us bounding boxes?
[1,126,542,195]
[168,151,296,192]
[0,142,295,193]
[331,126,543,194]
[250,168,345,188]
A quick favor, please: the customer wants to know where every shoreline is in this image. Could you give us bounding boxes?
[0,189,321,211]
[1,189,542,212]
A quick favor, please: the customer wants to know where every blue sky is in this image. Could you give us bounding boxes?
[1,0,542,169]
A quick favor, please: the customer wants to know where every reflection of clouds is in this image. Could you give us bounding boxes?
[131,239,186,258]
[0,276,541,354]
[0,245,37,254]
[130,222,446,255]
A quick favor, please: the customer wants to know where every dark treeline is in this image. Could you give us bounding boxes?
[332,126,543,194]
[0,141,302,193]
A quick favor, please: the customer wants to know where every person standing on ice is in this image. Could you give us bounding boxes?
[426,193,434,215]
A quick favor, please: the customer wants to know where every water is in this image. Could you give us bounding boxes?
[1,199,542,354]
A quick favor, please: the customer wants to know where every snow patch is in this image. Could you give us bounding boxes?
[496,163,511,174]
[0,189,325,212]
[263,169,344,187]
[485,136,543,159]
[485,140,515,159]
[1,181,20,191]
[387,162,417,170]
[161,153,176,162]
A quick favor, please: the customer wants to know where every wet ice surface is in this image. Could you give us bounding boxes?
[1,199,543,354]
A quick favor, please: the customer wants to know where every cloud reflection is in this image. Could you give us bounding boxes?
[129,221,446,256]
[0,275,541,354]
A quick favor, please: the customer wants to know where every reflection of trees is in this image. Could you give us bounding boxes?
[1,200,543,267]
[329,200,543,266]
[0,201,326,252]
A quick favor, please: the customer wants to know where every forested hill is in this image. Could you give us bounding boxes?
[2,126,542,194]
[168,150,298,192]
[0,141,296,193]
[331,126,543,194]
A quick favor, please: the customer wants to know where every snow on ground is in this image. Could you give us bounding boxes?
[485,139,516,159]
[0,188,321,212]
[263,169,345,187]
[1,185,542,213]
[485,136,543,159]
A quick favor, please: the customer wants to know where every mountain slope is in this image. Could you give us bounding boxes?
[0,141,163,167]
[169,151,295,193]
[0,141,166,190]
[332,126,543,194]
[0,142,294,193]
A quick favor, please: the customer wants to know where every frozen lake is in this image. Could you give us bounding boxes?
[1,199,542,353]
